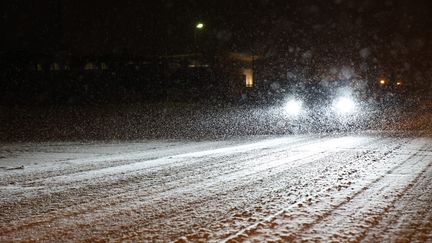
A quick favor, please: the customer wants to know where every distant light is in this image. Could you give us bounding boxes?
[396,81,402,86]
[243,69,253,88]
[379,79,386,85]
[284,99,302,116]
[333,97,356,114]
[196,22,204,29]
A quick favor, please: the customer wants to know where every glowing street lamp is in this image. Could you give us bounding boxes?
[196,22,204,29]
[193,22,204,66]
[379,79,386,85]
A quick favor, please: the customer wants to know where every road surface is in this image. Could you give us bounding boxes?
[1,133,432,242]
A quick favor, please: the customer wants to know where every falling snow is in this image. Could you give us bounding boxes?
[1,110,432,242]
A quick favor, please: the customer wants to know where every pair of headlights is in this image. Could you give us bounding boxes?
[283,96,357,116]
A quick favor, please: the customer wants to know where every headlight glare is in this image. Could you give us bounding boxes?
[333,97,356,114]
[284,99,303,116]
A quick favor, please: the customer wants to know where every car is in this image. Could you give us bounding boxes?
[279,80,372,132]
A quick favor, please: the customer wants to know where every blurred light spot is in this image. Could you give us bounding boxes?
[334,97,356,114]
[196,22,204,29]
[243,68,253,88]
[284,99,302,116]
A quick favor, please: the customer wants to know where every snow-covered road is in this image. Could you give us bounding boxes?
[1,133,431,242]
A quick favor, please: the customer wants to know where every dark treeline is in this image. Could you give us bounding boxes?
[0,52,246,106]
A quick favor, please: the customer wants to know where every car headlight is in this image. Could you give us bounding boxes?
[283,99,303,116]
[333,96,356,114]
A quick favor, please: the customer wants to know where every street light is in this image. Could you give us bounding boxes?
[193,22,204,67]
[196,22,204,29]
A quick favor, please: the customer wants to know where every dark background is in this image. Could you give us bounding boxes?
[2,0,432,101]
[1,0,432,141]
[4,1,431,55]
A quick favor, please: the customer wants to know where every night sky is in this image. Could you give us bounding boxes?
[3,1,430,52]
[2,0,432,81]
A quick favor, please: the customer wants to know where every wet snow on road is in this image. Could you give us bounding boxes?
[1,133,432,242]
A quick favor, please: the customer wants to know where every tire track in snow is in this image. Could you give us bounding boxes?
[137,137,401,242]
[298,149,431,242]
[224,138,431,242]
[217,137,409,242]
[0,136,331,235]
[0,136,416,242]
[0,136,316,210]
[362,161,432,242]
[0,136,311,189]
[0,138,289,186]
[0,136,372,240]
[11,136,386,240]
[0,136,315,211]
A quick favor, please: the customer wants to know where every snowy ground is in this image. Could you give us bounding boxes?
[1,130,432,242]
